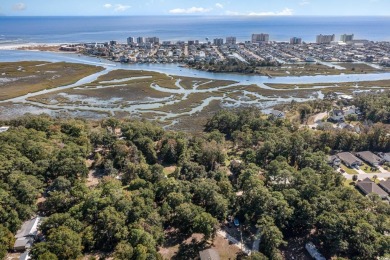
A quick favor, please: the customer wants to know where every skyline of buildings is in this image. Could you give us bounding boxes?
[124,33,362,47]
[316,34,336,44]
[340,34,354,43]
[251,33,270,44]
[290,37,302,45]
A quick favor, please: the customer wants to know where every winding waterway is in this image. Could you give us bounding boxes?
[2,50,390,88]
[1,49,390,128]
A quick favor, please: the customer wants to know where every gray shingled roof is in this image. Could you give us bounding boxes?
[356,151,382,165]
[15,217,40,239]
[356,179,388,197]
[13,237,33,250]
[379,179,390,193]
[337,152,362,166]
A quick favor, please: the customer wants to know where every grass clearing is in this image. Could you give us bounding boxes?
[163,166,177,176]
[360,162,381,174]
[340,164,358,175]
[343,179,356,187]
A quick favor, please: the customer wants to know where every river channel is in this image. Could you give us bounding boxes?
[1,50,390,128]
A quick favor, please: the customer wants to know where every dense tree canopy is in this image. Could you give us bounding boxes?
[0,110,389,260]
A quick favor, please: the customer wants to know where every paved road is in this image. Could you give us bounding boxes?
[212,46,225,61]
[307,112,328,128]
[342,172,390,180]
[242,46,264,61]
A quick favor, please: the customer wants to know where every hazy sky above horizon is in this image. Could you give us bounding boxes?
[0,0,389,16]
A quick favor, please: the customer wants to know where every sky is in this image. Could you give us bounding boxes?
[0,0,389,16]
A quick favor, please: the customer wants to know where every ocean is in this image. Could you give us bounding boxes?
[0,16,390,45]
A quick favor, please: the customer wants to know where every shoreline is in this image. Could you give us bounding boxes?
[1,43,389,78]
[0,43,77,53]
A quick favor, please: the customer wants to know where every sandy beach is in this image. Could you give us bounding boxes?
[0,43,74,53]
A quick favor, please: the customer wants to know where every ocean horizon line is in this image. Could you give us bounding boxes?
[1,15,390,18]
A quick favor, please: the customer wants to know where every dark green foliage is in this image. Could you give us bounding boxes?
[30,226,82,260]
[354,92,390,123]
[0,225,14,259]
[0,112,389,260]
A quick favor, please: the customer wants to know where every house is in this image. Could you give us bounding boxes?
[268,110,285,119]
[356,178,388,199]
[356,151,383,167]
[329,109,344,122]
[337,152,363,168]
[13,237,33,252]
[13,217,40,252]
[379,179,390,194]
[378,152,390,163]
[199,249,220,260]
[337,122,354,131]
[0,126,9,133]
[327,155,341,167]
[305,242,326,260]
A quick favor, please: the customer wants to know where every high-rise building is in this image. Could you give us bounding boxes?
[137,37,145,44]
[316,34,335,44]
[340,34,354,42]
[109,40,117,46]
[251,34,269,43]
[145,37,160,44]
[290,37,302,44]
[188,40,195,45]
[127,37,135,45]
[213,38,224,46]
[226,36,237,45]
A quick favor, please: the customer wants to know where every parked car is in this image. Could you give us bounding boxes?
[233,218,240,227]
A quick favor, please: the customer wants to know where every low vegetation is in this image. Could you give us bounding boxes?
[0,61,104,100]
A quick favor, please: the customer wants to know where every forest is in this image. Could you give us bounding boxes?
[0,107,389,260]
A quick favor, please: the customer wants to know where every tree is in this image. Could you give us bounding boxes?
[193,212,218,241]
[95,206,128,250]
[0,225,14,260]
[345,114,358,122]
[37,252,58,260]
[257,216,286,258]
[197,140,226,171]
[46,226,83,260]
[244,252,269,260]
[351,222,382,259]
[114,241,134,260]
[298,104,313,124]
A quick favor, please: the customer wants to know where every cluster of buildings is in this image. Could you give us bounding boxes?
[328,151,390,200]
[328,106,362,122]
[61,32,390,66]
[252,40,390,64]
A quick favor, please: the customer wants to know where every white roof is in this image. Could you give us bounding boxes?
[0,126,10,133]
[305,242,326,260]
[15,217,40,239]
